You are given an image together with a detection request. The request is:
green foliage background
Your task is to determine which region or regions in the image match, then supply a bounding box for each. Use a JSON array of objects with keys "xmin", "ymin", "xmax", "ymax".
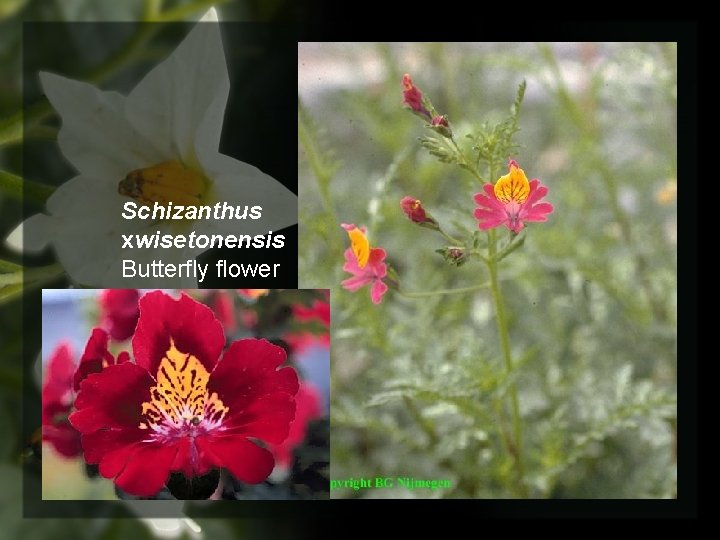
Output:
[{"xmin": 298, "ymin": 42, "xmax": 677, "ymax": 498}]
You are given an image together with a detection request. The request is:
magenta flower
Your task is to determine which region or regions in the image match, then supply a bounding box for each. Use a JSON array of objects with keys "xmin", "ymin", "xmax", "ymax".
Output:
[
  {"xmin": 402, "ymin": 74, "xmax": 431, "ymax": 121},
  {"xmin": 473, "ymin": 160, "xmax": 554, "ymax": 234},
  {"xmin": 340, "ymin": 224, "xmax": 388, "ymax": 304},
  {"xmin": 400, "ymin": 196, "xmax": 435, "ymax": 225}
]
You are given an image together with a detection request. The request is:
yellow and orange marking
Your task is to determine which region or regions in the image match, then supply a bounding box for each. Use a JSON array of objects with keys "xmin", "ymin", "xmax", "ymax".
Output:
[
  {"xmin": 346, "ymin": 227, "xmax": 370, "ymax": 268},
  {"xmin": 139, "ymin": 339, "xmax": 227, "ymax": 433},
  {"xmin": 494, "ymin": 161, "xmax": 530, "ymax": 204}
]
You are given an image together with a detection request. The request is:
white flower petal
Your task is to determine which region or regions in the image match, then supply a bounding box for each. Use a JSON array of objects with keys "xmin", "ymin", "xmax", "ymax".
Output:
[
  {"xmin": 46, "ymin": 175, "xmax": 125, "ymax": 217},
  {"xmin": 125, "ymin": 16, "xmax": 229, "ymax": 165},
  {"xmin": 199, "ymin": 152, "xmax": 297, "ymax": 235},
  {"xmin": 39, "ymin": 72, "xmax": 165, "ymax": 180},
  {"xmin": 200, "ymin": 7, "xmax": 219, "ymax": 22},
  {"xmin": 5, "ymin": 214, "xmax": 55, "ymax": 253}
]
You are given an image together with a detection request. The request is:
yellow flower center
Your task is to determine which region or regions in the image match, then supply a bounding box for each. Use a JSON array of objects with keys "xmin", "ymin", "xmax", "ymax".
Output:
[
  {"xmin": 347, "ymin": 227, "xmax": 370, "ymax": 268},
  {"xmin": 494, "ymin": 163, "xmax": 530, "ymax": 204},
  {"xmin": 139, "ymin": 339, "xmax": 228, "ymax": 435},
  {"xmin": 119, "ymin": 160, "xmax": 208, "ymax": 207}
]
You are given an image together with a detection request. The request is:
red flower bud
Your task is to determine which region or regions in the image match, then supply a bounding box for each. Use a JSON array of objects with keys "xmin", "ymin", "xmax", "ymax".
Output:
[
  {"xmin": 402, "ymin": 74, "xmax": 431, "ymax": 120},
  {"xmin": 400, "ymin": 196, "xmax": 435, "ymax": 225}
]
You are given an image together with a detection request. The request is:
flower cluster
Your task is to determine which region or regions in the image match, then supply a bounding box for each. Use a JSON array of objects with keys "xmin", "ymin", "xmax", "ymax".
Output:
[{"xmin": 337, "ymin": 74, "xmax": 554, "ymax": 304}]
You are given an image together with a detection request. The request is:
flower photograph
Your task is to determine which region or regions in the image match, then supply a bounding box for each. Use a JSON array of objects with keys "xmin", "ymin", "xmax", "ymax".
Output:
[
  {"xmin": 299, "ymin": 42, "xmax": 677, "ymax": 498},
  {"xmin": 41, "ymin": 288, "xmax": 329, "ymax": 500},
  {"xmin": 6, "ymin": 6, "xmax": 297, "ymax": 289}
]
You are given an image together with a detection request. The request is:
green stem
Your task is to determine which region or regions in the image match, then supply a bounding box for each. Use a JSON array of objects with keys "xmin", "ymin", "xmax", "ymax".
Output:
[
  {"xmin": 449, "ymin": 136, "xmax": 484, "ymax": 183},
  {"xmin": 0, "ymin": 170, "xmax": 55, "ymax": 206},
  {"xmin": 486, "ymin": 228, "xmax": 527, "ymax": 498},
  {"xmin": 398, "ymin": 282, "xmax": 490, "ymax": 298},
  {"xmin": 437, "ymin": 228, "xmax": 462, "ymax": 246},
  {"xmin": 298, "ymin": 110, "xmax": 339, "ymax": 227}
]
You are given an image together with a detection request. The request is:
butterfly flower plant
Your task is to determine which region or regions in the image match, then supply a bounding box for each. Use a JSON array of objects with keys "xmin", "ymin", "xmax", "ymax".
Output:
[{"xmin": 333, "ymin": 74, "xmax": 553, "ymax": 496}]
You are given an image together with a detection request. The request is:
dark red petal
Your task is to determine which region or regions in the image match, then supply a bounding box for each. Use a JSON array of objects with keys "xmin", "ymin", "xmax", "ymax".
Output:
[
  {"xmin": 170, "ymin": 436, "xmax": 217, "ymax": 479},
  {"xmin": 98, "ymin": 443, "xmax": 143, "ymax": 479},
  {"xmin": 81, "ymin": 427, "xmax": 145, "ymax": 465},
  {"xmin": 221, "ymin": 393, "xmax": 297, "ymax": 443},
  {"xmin": 74, "ymin": 328, "xmax": 115, "ymax": 391},
  {"xmin": 42, "ymin": 343, "xmax": 76, "ymax": 405},
  {"xmin": 293, "ymin": 300, "xmax": 330, "ymax": 327},
  {"xmin": 198, "ymin": 435, "xmax": 274, "ymax": 484},
  {"xmin": 208, "ymin": 339, "xmax": 298, "ymax": 443},
  {"xmin": 132, "ymin": 291, "xmax": 224, "ymax": 375},
  {"xmin": 269, "ymin": 382, "xmax": 323, "ymax": 468},
  {"xmin": 114, "ymin": 443, "xmax": 179, "ymax": 497},
  {"xmin": 101, "ymin": 289, "xmax": 140, "ymax": 341},
  {"xmin": 43, "ymin": 424, "xmax": 82, "ymax": 458},
  {"xmin": 70, "ymin": 362, "xmax": 152, "ymax": 433},
  {"xmin": 209, "ymin": 340, "xmax": 299, "ymax": 404}
]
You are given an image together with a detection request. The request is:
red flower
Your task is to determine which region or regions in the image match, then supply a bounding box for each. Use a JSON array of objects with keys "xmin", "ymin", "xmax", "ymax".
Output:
[
  {"xmin": 402, "ymin": 74, "xmax": 431, "ymax": 120},
  {"xmin": 400, "ymin": 196, "xmax": 437, "ymax": 226},
  {"xmin": 73, "ymin": 327, "xmax": 129, "ymax": 391},
  {"xmin": 211, "ymin": 290, "xmax": 237, "ymax": 334},
  {"xmin": 70, "ymin": 291, "xmax": 299, "ymax": 497},
  {"xmin": 284, "ymin": 300, "xmax": 331, "ymax": 355},
  {"xmin": 100, "ymin": 289, "xmax": 140, "ymax": 341},
  {"xmin": 42, "ymin": 344, "xmax": 82, "ymax": 458},
  {"xmin": 293, "ymin": 300, "xmax": 330, "ymax": 327},
  {"xmin": 268, "ymin": 381, "xmax": 323, "ymax": 469}
]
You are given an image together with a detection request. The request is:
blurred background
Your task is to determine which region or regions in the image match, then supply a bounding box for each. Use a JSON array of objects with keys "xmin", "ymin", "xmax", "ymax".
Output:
[{"xmin": 298, "ymin": 42, "xmax": 677, "ymax": 498}]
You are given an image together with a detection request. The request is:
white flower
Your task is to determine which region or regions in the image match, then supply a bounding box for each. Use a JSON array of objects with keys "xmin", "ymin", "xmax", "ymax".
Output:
[{"xmin": 8, "ymin": 8, "xmax": 296, "ymax": 287}]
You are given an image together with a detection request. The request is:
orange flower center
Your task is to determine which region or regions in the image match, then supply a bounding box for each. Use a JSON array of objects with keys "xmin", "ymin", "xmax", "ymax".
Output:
[
  {"xmin": 139, "ymin": 339, "xmax": 228, "ymax": 435},
  {"xmin": 119, "ymin": 160, "xmax": 207, "ymax": 207},
  {"xmin": 494, "ymin": 163, "xmax": 530, "ymax": 204}
]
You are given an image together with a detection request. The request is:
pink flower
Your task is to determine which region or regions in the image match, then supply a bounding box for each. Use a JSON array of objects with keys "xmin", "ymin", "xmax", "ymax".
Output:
[
  {"xmin": 340, "ymin": 224, "xmax": 388, "ymax": 304},
  {"xmin": 473, "ymin": 159, "xmax": 554, "ymax": 234},
  {"xmin": 402, "ymin": 74, "xmax": 431, "ymax": 120}
]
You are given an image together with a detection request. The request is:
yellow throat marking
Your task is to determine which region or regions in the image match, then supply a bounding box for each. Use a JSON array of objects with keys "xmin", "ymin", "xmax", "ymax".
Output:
[
  {"xmin": 347, "ymin": 228, "xmax": 370, "ymax": 268},
  {"xmin": 494, "ymin": 163, "xmax": 530, "ymax": 204},
  {"xmin": 139, "ymin": 339, "xmax": 228, "ymax": 432}
]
